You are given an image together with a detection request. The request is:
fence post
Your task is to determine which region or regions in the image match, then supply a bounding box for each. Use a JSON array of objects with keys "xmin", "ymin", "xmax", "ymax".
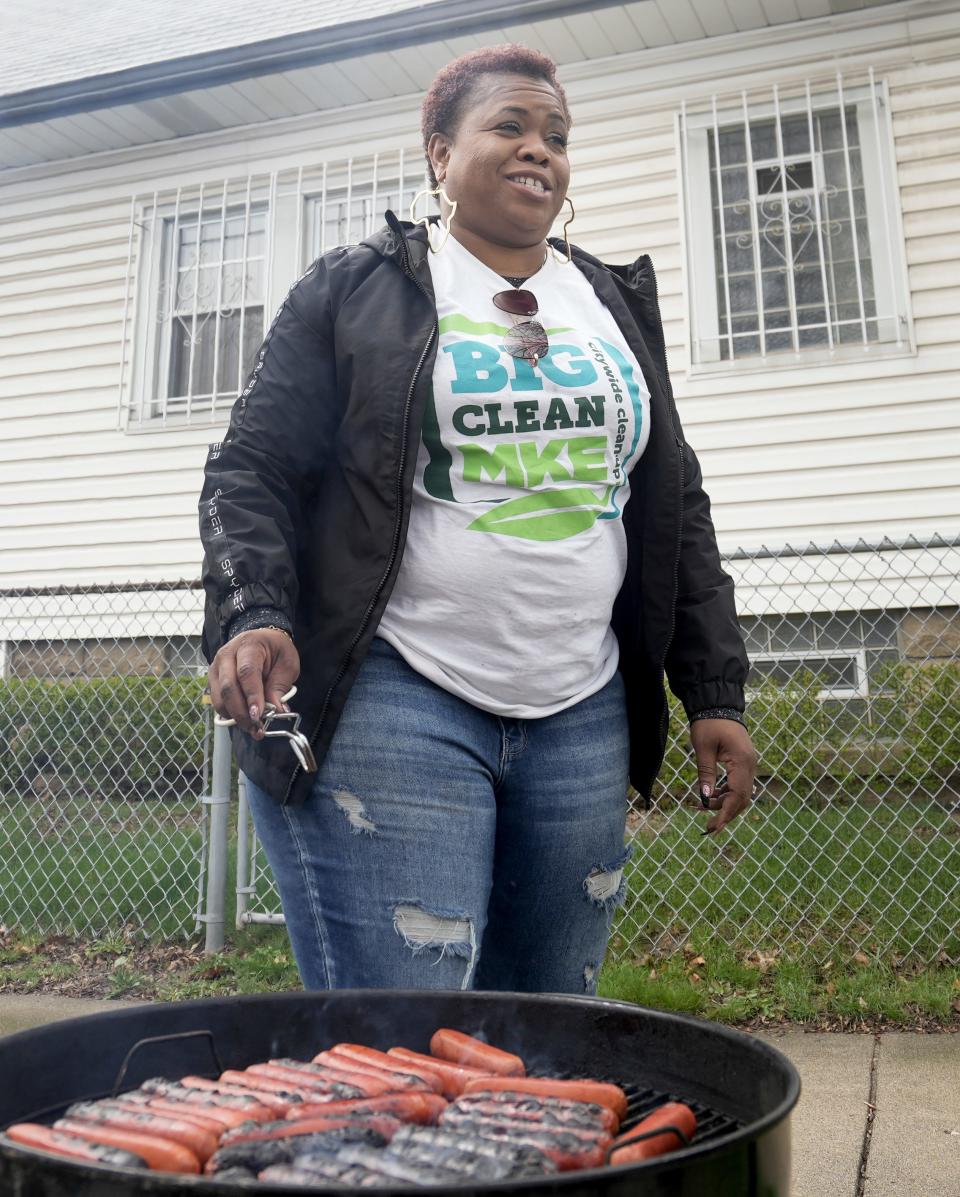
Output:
[
  {"xmin": 203, "ymin": 720, "xmax": 232, "ymax": 955},
  {"xmin": 235, "ymin": 772, "xmax": 250, "ymax": 930}
]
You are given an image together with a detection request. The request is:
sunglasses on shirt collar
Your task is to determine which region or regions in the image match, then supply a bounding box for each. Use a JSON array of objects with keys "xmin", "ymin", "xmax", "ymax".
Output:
[{"xmin": 493, "ymin": 289, "xmax": 549, "ymax": 368}]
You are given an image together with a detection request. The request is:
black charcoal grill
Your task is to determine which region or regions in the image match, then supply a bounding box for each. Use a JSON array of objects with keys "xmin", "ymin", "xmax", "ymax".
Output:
[{"xmin": 0, "ymin": 989, "xmax": 799, "ymax": 1195}]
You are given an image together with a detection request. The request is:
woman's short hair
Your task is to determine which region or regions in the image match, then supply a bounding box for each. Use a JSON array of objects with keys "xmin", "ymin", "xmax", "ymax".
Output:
[{"xmin": 421, "ymin": 44, "xmax": 571, "ymax": 187}]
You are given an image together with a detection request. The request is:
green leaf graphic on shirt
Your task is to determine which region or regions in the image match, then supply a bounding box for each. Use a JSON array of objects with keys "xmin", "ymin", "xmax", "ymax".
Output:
[
  {"xmin": 467, "ymin": 486, "xmax": 612, "ymax": 541},
  {"xmin": 438, "ymin": 315, "xmax": 574, "ymax": 337}
]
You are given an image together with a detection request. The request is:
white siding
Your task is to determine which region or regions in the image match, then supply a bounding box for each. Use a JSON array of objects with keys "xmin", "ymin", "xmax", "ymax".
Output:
[{"xmin": 0, "ymin": 8, "xmax": 958, "ymax": 595}]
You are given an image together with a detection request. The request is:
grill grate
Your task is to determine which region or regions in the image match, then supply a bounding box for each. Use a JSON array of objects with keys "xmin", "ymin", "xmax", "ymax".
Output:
[{"xmin": 620, "ymin": 1084, "xmax": 741, "ymax": 1147}]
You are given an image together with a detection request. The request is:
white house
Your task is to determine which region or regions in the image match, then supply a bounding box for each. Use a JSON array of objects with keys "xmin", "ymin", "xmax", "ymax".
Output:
[{"xmin": 1, "ymin": 0, "xmax": 958, "ymax": 694}]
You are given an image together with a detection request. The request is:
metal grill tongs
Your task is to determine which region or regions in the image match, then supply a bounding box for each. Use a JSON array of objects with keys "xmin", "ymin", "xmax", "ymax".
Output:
[{"xmin": 213, "ymin": 685, "xmax": 318, "ymax": 773}]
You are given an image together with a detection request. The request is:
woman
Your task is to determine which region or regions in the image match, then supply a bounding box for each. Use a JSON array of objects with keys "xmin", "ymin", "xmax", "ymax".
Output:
[{"xmin": 200, "ymin": 45, "xmax": 756, "ymax": 994}]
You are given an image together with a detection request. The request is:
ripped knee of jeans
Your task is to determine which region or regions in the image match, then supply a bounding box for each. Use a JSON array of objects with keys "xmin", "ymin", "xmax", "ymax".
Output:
[
  {"xmin": 392, "ymin": 902, "xmax": 479, "ymax": 990},
  {"xmin": 583, "ymin": 845, "xmax": 632, "ymax": 912},
  {"xmin": 393, "ymin": 903, "xmax": 473, "ymax": 959}
]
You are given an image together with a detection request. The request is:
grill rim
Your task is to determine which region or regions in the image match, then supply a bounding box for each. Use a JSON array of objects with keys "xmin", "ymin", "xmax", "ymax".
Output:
[{"xmin": 0, "ymin": 989, "xmax": 801, "ymax": 1194}]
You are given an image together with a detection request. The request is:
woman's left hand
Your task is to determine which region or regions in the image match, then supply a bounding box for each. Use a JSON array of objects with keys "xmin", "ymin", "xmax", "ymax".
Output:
[{"xmin": 689, "ymin": 719, "xmax": 758, "ymax": 834}]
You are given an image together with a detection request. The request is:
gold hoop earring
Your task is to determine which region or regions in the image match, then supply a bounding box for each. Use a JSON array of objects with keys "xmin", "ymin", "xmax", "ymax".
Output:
[
  {"xmin": 409, "ymin": 185, "xmax": 457, "ymax": 253},
  {"xmin": 551, "ymin": 196, "xmax": 575, "ymax": 264}
]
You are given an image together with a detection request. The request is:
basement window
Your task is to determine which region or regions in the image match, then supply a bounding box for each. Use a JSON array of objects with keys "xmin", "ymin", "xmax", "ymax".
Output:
[{"xmin": 748, "ymin": 650, "xmax": 868, "ymax": 701}]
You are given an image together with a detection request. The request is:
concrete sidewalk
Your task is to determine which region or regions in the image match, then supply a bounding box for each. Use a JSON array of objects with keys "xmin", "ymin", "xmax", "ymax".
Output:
[
  {"xmin": 1, "ymin": 997, "xmax": 957, "ymax": 1194},
  {"xmin": 755, "ymin": 1028, "xmax": 960, "ymax": 1196}
]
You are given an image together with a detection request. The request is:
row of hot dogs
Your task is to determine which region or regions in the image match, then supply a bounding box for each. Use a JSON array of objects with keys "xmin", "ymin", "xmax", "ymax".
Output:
[{"xmin": 2, "ymin": 1027, "xmax": 698, "ymax": 1185}]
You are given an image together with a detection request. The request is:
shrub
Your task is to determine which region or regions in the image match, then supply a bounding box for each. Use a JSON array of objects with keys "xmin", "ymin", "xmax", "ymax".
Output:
[
  {"xmin": 656, "ymin": 661, "xmax": 960, "ymax": 802},
  {"xmin": 0, "ymin": 676, "xmax": 207, "ymax": 803}
]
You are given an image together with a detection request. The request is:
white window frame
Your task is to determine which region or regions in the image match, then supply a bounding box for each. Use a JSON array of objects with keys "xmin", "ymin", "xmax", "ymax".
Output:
[
  {"xmin": 678, "ymin": 72, "xmax": 914, "ymax": 377},
  {"xmin": 119, "ymin": 148, "xmax": 426, "ymax": 432},
  {"xmin": 748, "ymin": 648, "xmax": 868, "ymax": 701},
  {"xmin": 123, "ymin": 177, "xmax": 273, "ymax": 431}
]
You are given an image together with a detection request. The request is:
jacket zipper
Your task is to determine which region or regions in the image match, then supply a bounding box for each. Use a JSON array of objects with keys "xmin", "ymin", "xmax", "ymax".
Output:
[
  {"xmin": 641, "ymin": 259, "xmax": 685, "ymax": 800},
  {"xmin": 281, "ymin": 233, "xmax": 437, "ymax": 803}
]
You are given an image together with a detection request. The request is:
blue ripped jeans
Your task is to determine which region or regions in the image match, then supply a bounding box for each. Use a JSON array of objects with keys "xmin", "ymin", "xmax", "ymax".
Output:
[{"xmin": 244, "ymin": 638, "xmax": 630, "ymax": 994}]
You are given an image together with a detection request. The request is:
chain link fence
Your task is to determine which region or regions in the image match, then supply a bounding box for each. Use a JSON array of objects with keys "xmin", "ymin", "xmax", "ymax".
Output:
[
  {"xmin": 618, "ymin": 534, "xmax": 960, "ymax": 965},
  {"xmin": 2, "ymin": 535, "xmax": 959, "ymax": 962},
  {"xmin": 0, "ymin": 583, "xmax": 210, "ymax": 938}
]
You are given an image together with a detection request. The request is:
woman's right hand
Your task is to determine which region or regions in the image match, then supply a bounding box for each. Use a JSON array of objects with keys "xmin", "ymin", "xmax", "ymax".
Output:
[{"xmin": 209, "ymin": 629, "xmax": 301, "ymax": 738}]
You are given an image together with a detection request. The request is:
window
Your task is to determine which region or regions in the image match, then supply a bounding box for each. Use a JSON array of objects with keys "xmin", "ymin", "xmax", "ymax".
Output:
[
  {"xmin": 122, "ymin": 179, "xmax": 271, "ymax": 426},
  {"xmin": 121, "ymin": 150, "xmax": 425, "ymax": 429},
  {"xmin": 748, "ymin": 650, "xmax": 868, "ymax": 700},
  {"xmin": 305, "ymin": 158, "xmax": 426, "ymax": 259},
  {"xmin": 680, "ymin": 73, "xmax": 911, "ymax": 371},
  {"xmin": 159, "ymin": 206, "xmax": 267, "ymax": 419},
  {"xmin": 741, "ymin": 609, "xmax": 900, "ymax": 701}
]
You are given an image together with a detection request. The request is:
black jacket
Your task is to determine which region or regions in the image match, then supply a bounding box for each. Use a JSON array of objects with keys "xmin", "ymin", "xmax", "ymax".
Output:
[{"xmin": 199, "ymin": 216, "xmax": 747, "ymax": 805}]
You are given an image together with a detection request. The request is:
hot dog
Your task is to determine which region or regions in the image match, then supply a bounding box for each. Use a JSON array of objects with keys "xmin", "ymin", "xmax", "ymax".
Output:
[
  {"xmin": 264, "ymin": 1057, "xmax": 334, "ymax": 1079},
  {"xmin": 206, "ymin": 1125, "xmax": 388, "ymax": 1175},
  {"xmin": 312, "ymin": 1050, "xmax": 435, "ymax": 1092},
  {"xmin": 286, "ymin": 1092, "xmax": 448, "ymax": 1125},
  {"xmin": 323, "ymin": 1045, "xmax": 445, "ymax": 1094},
  {"xmin": 452, "ymin": 1120, "xmax": 611, "ymax": 1171},
  {"xmin": 111, "ymin": 1097, "xmax": 233, "ymax": 1135},
  {"xmin": 430, "ymin": 1029, "xmax": 526, "ymax": 1077},
  {"xmin": 175, "ymin": 1076, "xmax": 292, "ymax": 1116},
  {"xmin": 137, "ymin": 1079, "xmax": 274, "ymax": 1120},
  {"xmin": 446, "ymin": 1092, "xmax": 619, "ymax": 1133},
  {"xmin": 53, "ymin": 1117, "xmax": 201, "ymax": 1173},
  {"xmin": 3, "ymin": 1123, "xmax": 147, "ymax": 1169},
  {"xmin": 253, "ymin": 1168, "xmax": 354, "ymax": 1187},
  {"xmin": 120, "ymin": 1092, "xmax": 255, "ymax": 1131},
  {"xmin": 64, "ymin": 1101, "xmax": 218, "ymax": 1162},
  {"xmin": 387, "ymin": 1047, "xmax": 494, "ymax": 1098},
  {"xmin": 247, "ymin": 1061, "xmax": 368, "ymax": 1096},
  {"xmin": 219, "ymin": 1112, "xmax": 402, "ymax": 1146},
  {"xmin": 295, "ymin": 1057, "xmax": 399, "ymax": 1096},
  {"xmin": 383, "ymin": 1124, "xmax": 557, "ymax": 1181},
  {"xmin": 608, "ymin": 1101, "xmax": 697, "ymax": 1165},
  {"xmin": 463, "ymin": 1076, "xmax": 628, "ymax": 1121},
  {"xmin": 212, "ymin": 1070, "xmax": 322, "ymax": 1106}
]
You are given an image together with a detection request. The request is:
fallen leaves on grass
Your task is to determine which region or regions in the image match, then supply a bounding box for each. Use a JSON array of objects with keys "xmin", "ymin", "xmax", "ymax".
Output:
[
  {"xmin": 0, "ymin": 929, "xmax": 205, "ymax": 999},
  {"xmin": 194, "ymin": 964, "xmax": 230, "ymax": 981},
  {"xmin": 745, "ymin": 950, "xmax": 779, "ymax": 973}
]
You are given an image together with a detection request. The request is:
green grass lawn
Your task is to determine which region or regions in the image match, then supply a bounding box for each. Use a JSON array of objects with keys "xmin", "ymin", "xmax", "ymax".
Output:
[
  {"xmin": 0, "ymin": 794, "xmax": 205, "ymax": 938},
  {"xmin": 616, "ymin": 795, "xmax": 960, "ymax": 963},
  {"xmin": 2, "ymin": 790, "xmax": 958, "ymax": 1027},
  {"xmin": 2, "ymin": 920, "xmax": 956, "ymax": 1028},
  {"xmin": 107, "ymin": 927, "xmax": 960, "ymax": 1028},
  {"xmin": 600, "ymin": 942, "xmax": 960, "ymax": 1027}
]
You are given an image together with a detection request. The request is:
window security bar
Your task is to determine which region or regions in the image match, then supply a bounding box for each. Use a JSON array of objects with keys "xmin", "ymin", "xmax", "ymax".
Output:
[
  {"xmin": 679, "ymin": 69, "xmax": 910, "ymax": 368},
  {"xmin": 118, "ymin": 174, "xmax": 272, "ymax": 429},
  {"xmin": 118, "ymin": 148, "xmax": 426, "ymax": 429}
]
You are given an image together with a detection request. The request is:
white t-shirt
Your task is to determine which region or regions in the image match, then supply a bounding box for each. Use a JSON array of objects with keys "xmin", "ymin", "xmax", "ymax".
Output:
[{"xmin": 377, "ymin": 235, "xmax": 651, "ymax": 717}]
